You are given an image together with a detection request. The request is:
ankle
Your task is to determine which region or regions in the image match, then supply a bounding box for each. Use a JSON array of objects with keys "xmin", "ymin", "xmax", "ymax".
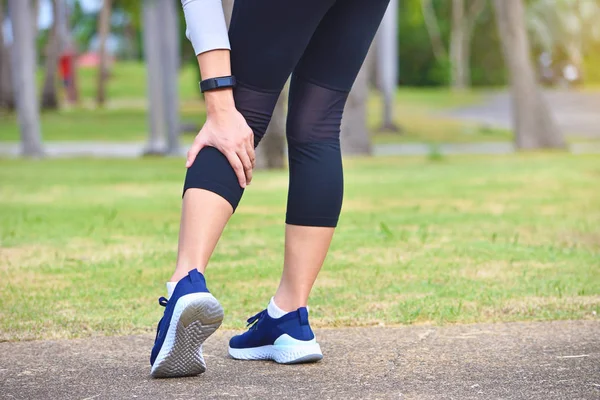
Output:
[
  {"xmin": 170, "ymin": 266, "xmax": 205, "ymax": 283},
  {"xmin": 272, "ymin": 294, "xmax": 307, "ymax": 314}
]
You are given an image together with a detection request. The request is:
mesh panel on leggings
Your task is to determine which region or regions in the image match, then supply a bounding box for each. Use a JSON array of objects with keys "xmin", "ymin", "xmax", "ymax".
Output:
[
  {"xmin": 233, "ymin": 82, "xmax": 281, "ymax": 147},
  {"xmin": 286, "ymin": 75, "xmax": 349, "ymax": 144}
]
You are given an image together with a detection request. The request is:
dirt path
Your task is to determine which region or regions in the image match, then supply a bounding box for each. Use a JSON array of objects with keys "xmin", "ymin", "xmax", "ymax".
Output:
[{"xmin": 1, "ymin": 320, "xmax": 598, "ymax": 399}]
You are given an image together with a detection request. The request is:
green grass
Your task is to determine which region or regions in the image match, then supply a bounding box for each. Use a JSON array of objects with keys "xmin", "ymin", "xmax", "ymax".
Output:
[
  {"xmin": 1, "ymin": 154, "xmax": 598, "ymax": 341},
  {"xmin": 0, "ymin": 108, "xmax": 204, "ymax": 142},
  {"xmin": 37, "ymin": 61, "xmax": 201, "ymax": 103}
]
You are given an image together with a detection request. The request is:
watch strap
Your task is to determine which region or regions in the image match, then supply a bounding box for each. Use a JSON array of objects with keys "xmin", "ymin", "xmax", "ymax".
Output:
[{"xmin": 200, "ymin": 76, "xmax": 237, "ymax": 93}]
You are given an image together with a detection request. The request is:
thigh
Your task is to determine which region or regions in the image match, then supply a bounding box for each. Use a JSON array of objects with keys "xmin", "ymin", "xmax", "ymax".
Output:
[
  {"xmin": 228, "ymin": 0, "xmax": 335, "ymax": 92},
  {"xmin": 228, "ymin": 0, "xmax": 335, "ymax": 146},
  {"xmin": 293, "ymin": 0, "xmax": 390, "ymax": 92}
]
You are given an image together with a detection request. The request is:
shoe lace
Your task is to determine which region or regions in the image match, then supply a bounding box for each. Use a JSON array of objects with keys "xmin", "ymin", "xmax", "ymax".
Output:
[
  {"xmin": 158, "ymin": 297, "xmax": 168, "ymax": 307},
  {"xmin": 153, "ymin": 297, "xmax": 169, "ymax": 342},
  {"xmin": 246, "ymin": 310, "xmax": 266, "ymax": 330}
]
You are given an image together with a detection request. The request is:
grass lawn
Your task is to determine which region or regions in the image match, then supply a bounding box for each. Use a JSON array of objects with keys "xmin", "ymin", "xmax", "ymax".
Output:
[
  {"xmin": 0, "ymin": 61, "xmax": 510, "ymax": 143},
  {"xmin": 0, "ymin": 108, "xmax": 204, "ymax": 142},
  {"xmin": 0, "ymin": 153, "xmax": 598, "ymax": 341}
]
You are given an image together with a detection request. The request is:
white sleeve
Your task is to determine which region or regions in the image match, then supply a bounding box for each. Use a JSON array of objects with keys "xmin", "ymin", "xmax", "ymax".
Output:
[{"xmin": 181, "ymin": 0, "xmax": 231, "ymax": 56}]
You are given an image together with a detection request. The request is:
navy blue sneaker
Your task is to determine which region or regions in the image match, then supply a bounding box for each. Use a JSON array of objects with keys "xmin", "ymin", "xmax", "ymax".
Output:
[
  {"xmin": 228, "ymin": 307, "xmax": 322, "ymax": 364},
  {"xmin": 150, "ymin": 269, "xmax": 223, "ymax": 378}
]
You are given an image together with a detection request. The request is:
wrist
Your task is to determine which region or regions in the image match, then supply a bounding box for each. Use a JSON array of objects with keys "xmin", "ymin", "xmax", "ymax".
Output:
[{"xmin": 204, "ymin": 88, "xmax": 236, "ymax": 115}]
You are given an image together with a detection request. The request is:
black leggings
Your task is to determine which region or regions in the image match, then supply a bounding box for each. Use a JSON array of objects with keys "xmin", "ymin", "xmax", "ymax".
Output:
[{"xmin": 184, "ymin": 0, "xmax": 390, "ymax": 227}]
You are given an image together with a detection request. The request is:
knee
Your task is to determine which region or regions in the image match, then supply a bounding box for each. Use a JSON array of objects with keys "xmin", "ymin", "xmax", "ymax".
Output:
[
  {"xmin": 286, "ymin": 76, "xmax": 348, "ymax": 145},
  {"xmin": 233, "ymin": 82, "xmax": 281, "ymax": 147}
]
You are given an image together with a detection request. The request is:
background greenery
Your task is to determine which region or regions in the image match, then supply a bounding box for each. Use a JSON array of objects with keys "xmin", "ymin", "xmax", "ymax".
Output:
[
  {"xmin": 1, "ymin": 153, "xmax": 598, "ymax": 341},
  {"xmin": 32, "ymin": 0, "xmax": 600, "ymax": 89},
  {"xmin": 0, "ymin": 62, "xmax": 511, "ymax": 144}
]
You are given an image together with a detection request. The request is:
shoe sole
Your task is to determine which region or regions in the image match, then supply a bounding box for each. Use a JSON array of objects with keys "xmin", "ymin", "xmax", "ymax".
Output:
[
  {"xmin": 228, "ymin": 338, "xmax": 323, "ymax": 364},
  {"xmin": 151, "ymin": 293, "xmax": 224, "ymax": 378}
]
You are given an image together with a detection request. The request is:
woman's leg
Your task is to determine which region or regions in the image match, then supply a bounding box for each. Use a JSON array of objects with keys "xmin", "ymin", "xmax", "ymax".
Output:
[
  {"xmin": 273, "ymin": 0, "xmax": 391, "ymax": 312},
  {"xmin": 172, "ymin": 0, "xmax": 335, "ymax": 283}
]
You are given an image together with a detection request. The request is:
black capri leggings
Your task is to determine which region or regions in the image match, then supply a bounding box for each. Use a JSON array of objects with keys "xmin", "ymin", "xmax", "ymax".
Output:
[{"xmin": 184, "ymin": 0, "xmax": 390, "ymax": 227}]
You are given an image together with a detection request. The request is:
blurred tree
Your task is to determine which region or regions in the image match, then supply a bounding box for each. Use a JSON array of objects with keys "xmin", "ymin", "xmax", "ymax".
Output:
[
  {"xmin": 376, "ymin": 0, "xmax": 399, "ymax": 132},
  {"xmin": 159, "ymin": 0, "xmax": 181, "ymax": 155},
  {"xmin": 142, "ymin": 0, "xmax": 165, "ymax": 154},
  {"xmin": 142, "ymin": 0, "xmax": 180, "ymax": 155},
  {"xmin": 401, "ymin": 0, "xmax": 506, "ymax": 87},
  {"xmin": 449, "ymin": 0, "xmax": 486, "ymax": 90},
  {"xmin": 41, "ymin": 0, "xmax": 59, "ymax": 110},
  {"xmin": 8, "ymin": 0, "xmax": 43, "ymax": 156},
  {"xmin": 493, "ymin": 0, "xmax": 564, "ymax": 149},
  {"xmin": 527, "ymin": 0, "xmax": 600, "ymax": 81},
  {"xmin": 422, "ymin": 0, "xmax": 486, "ymax": 90},
  {"xmin": 96, "ymin": 0, "xmax": 113, "ymax": 107},
  {"xmin": 70, "ymin": 1, "xmax": 96, "ymax": 51},
  {"xmin": 0, "ymin": 0, "xmax": 15, "ymax": 110},
  {"xmin": 31, "ymin": 0, "xmax": 39, "ymax": 37},
  {"xmin": 341, "ymin": 48, "xmax": 374, "ymax": 155},
  {"xmin": 113, "ymin": 0, "xmax": 142, "ymax": 59},
  {"xmin": 399, "ymin": 0, "xmax": 443, "ymax": 86}
]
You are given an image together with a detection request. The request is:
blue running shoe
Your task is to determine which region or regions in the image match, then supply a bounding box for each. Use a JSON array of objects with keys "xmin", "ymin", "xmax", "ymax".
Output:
[
  {"xmin": 228, "ymin": 307, "xmax": 323, "ymax": 364},
  {"xmin": 150, "ymin": 269, "xmax": 223, "ymax": 378}
]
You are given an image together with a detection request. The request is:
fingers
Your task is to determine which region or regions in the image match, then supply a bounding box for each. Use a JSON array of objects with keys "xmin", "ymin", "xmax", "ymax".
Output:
[
  {"xmin": 237, "ymin": 148, "xmax": 253, "ymax": 185},
  {"xmin": 186, "ymin": 137, "xmax": 206, "ymax": 168},
  {"xmin": 224, "ymin": 151, "xmax": 247, "ymax": 188},
  {"xmin": 246, "ymin": 133, "xmax": 256, "ymax": 169}
]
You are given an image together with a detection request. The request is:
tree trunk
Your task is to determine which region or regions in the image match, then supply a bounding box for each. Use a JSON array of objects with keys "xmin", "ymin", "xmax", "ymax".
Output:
[
  {"xmin": 376, "ymin": 0, "xmax": 399, "ymax": 132},
  {"xmin": 421, "ymin": 0, "xmax": 448, "ymax": 61},
  {"xmin": 255, "ymin": 87, "xmax": 287, "ymax": 169},
  {"xmin": 450, "ymin": 0, "xmax": 467, "ymax": 90},
  {"xmin": 0, "ymin": 0, "xmax": 15, "ymax": 110},
  {"xmin": 41, "ymin": 0, "xmax": 59, "ymax": 110},
  {"xmin": 340, "ymin": 48, "xmax": 373, "ymax": 155},
  {"xmin": 8, "ymin": 0, "xmax": 44, "ymax": 156},
  {"xmin": 158, "ymin": 0, "xmax": 181, "ymax": 155},
  {"xmin": 96, "ymin": 0, "xmax": 112, "ymax": 107},
  {"xmin": 142, "ymin": 0, "xmax": 165, "ymax": 154},
  {"xmin": 493, "ymin": 0, "xmax": 564, "ymax": 149},
  {"xmin": 31, "ymin": 0, "xmax": 39, "ymax": 38}
]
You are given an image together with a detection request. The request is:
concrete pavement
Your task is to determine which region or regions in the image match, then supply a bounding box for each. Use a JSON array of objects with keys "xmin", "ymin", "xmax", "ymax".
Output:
[
  {"xmin": 446, "ymin": 90, "xmax": 600, "ymax": 139},
  {"xmin": 1, "ymin": 320, "xmax": 598, "ymax": 399},
  {"xmin": 1, "ymin": 141, "xmax": 599, "ymax": 159}
]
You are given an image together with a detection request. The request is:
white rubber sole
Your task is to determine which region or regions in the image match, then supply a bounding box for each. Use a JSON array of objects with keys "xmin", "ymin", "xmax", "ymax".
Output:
[
  {"xmin": 151, "ymin": 293, "xmax": 224, "ymax": 378},
  {"xmin": 228, "ymin": 334, "xmax": 323, "ymax": 364}
]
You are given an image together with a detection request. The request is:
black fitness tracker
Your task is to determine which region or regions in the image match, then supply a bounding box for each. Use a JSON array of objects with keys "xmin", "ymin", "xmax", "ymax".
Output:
[{"xmin": 199, "ymin": 76, "xmax": 237, "ymax": 93}]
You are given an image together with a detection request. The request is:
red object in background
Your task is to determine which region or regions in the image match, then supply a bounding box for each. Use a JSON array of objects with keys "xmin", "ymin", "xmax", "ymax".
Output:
[
  {"xmin": 58, "ymin": 48, "xmax": 79, "ymax": 103},
  {"xmin": 59, "ymin": 51, "xmax": 73, "ymax": 84}
]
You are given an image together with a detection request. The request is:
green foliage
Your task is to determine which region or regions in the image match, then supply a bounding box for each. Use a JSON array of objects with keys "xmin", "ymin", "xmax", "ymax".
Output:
[
  {"xmin": 469, "ymin": 6, "xmax": 507, "ymax": 86},
  {"xmin": 398, "ymin": 0, "xmax": 442, "ymax": 86},
  {"xmin": 398, "ymin": 0, "xmax": 506, "ymax": 87},
  {"xmin": 70, "ymin": 0, "xmax": 97, "ymax": 52},
  {"xmin": 583, "ymin": 43, "xmax": 600, "ymax": 84}
]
